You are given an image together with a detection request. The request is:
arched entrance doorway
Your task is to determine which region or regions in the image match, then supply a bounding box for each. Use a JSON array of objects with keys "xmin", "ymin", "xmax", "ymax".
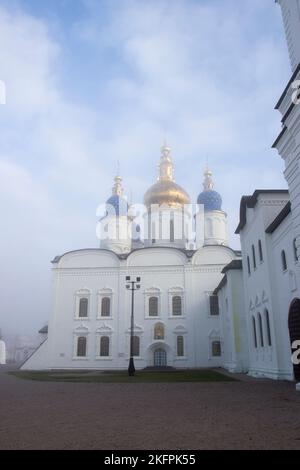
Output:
[
  {"xmin": 154, "ymin": 348, "xmax": 167, "ymax": 367},
  {"xmin": 288, "ymin": 299, "xmax": 300, "ymax": 381}
]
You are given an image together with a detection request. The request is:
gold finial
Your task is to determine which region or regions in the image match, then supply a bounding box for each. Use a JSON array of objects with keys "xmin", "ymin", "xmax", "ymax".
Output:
[{"xmin": 159, "ymin": 142, "xmax": 174, "ymax": 182}]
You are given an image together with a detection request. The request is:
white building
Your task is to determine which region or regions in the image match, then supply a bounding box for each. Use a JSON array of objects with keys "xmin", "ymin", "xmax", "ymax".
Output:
[
  {"xmin": 21, "ymin": 1, "xmax": 300, "ymax": 382},
  {"xmin": 22, "ymin": 145, "xmax": 240, "ymax": 371}
]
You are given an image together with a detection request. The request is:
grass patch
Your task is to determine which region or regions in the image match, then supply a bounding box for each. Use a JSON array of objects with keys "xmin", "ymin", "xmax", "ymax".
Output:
[{"xmin": 9, "ymin": 369, "xmax": 237, "ymax": 383}]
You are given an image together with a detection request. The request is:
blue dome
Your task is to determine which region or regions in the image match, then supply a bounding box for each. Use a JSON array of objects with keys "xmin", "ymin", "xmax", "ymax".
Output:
[
  {"xmin": 106, "ymin": 194, "xmax": 128, "ymax": 216},
  {"xmin": 197, "ymin": 190, "xmax": 222, "ymax": 211}
]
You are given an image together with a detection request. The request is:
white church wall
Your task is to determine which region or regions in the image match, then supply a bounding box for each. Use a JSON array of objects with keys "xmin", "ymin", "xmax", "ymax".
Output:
[
  {"xmin": 218, "ymin": 270, "xmax": 249, "ymax": 374},
  {"xmin": 239, "ymin": 194, "xmax": 295, "ymax": 379},
  {"xmin": 268, "ymin": 213, "xmax": 298, "ymax": 380}
]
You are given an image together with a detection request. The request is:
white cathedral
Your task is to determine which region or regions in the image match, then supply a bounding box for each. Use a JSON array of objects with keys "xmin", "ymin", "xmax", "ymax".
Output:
[{"xmin": 21, "ymin": 0, "xmax": 300, "ymax": 386}]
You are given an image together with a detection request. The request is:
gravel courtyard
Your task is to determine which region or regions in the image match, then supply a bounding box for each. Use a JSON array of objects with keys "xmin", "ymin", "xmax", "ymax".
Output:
[{"xmin": 1, "ymin": 366, "xmax": 300, "ymax": 450}]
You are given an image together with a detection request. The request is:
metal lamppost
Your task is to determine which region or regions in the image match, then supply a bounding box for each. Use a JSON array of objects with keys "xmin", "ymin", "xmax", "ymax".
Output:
[{"xmin": 126, "ymin": 276, "xmax": 141, "ymax": 376}]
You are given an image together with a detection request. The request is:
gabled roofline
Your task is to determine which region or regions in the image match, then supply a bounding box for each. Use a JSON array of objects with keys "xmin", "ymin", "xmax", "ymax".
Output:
[
  {"xmin": 52, "ymin": 244, "xmax": 240, "ymax": 265},
  {"xmin": 235, "ymin": 189, "xmax": 289, "ymax": 234},
  {"xmin": 265, "ymin": 201, "xmax": 291, "ymax": 234}
]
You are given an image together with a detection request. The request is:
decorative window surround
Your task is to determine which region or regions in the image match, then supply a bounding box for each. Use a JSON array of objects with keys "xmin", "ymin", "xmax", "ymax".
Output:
[
  {"xmin": 168, "ymin": 287, "xmax": 185, "ymax": 318},
  {"xmin": 74, "ymin": 288, "xmax": 91, "ymax": 320},
  {"xmin": 97, "ymin": 288, "xmax": 113, "ymax": 319},
  {"xmin": 144, "ymin": 287, "xmax": 161, "ymax": 318}
]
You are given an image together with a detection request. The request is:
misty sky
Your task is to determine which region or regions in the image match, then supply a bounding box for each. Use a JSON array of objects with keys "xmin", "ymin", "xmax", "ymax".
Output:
[{"xmin": 0, "ymin": 0, "xmax": 291, "ymax": 336}]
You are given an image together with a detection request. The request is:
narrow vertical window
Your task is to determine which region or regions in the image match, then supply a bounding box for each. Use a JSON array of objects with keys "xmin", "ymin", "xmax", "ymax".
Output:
[
  {"xmin": 177, "ymin": 336, "xmax": 184, "ymax": 357},
  {"xmin": 79, "ymin": 298, "xmax": 88, "ymax": 318},
  {"xmin": 252, "ymin": 317, "xmax": 257, "ymax": 349},
  {"xmin": 170, "ymin": 219, "xmax": 175, "ymax": 243},
  {"xmin": 293, "ymin": 239, "xmax": 298, "ymax": 262},
  {"xmin": 101, "ymin": 297, "xmax": 111, "ymax": 317},
  {"xmin": 209, "ymin": 295, "xmax": 219, "ymax": 316},
  {"xmin": 152, "ymin": 221, "xmax": 156, "ymax": 244},
  {"xmin": 132, "ymin": 336, "xmax": 140, "ymax": 357},
  {"xmin": 149, "ymin": 297, "xmax": 158, "ymax": 317},
  {"xmin": 172, "ymin": 296, "xmax": 182, "ymax": 316},
  {"xmin": 100, "ymin": 336, "xmax": 109, "ymax": 357},
  {"xmin": 212, "ymin": 341, "xmax": 221, "ymax": 357},
  {"xmin": 252, "ymin": 245, "xmax": 256, "ymax": 269},
  {"xmin": 258, "ymin": 240, "xmax": 263, "ymax": 262},
  {"xmin": 258, "ymin": 313, "xmax": 264, "ymax": 347},
  {"xmin": 247, "ymin": 256, "xmax": 251, "ymax": 275},
  {"xmin": 77, "ymin": 336, "xmax": 87, "ymax": 357},
  {"xmin": 265, "ymin": 310, "xmax": 272, "ymax": 347},
  {"xmin": 281, "ymin": 250, "xmax": 287, "ymax": 271}
]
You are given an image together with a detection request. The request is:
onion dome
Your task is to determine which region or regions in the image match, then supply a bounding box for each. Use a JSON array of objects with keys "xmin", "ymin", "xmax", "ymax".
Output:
[
  {"xmin": 197, "ymin": 169, "xmax": 222, "ymax": 211},
  {"xmin": 144, "ymin": 144, "xmax": 190, "ymax": 208},
  {"xmin": 106, "ymin": 175, "xmax": 128, "ymax": 216}
]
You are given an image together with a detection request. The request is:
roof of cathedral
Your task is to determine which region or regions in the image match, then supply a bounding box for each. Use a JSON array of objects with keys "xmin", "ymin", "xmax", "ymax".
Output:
[
  {"xmin": 197, "ymin": 169, "xmax": 222, "ymax": 211},
  {"xmin": 235, "ymin": 189, "xmax": 289, "ymax": 234},
  {"xmin": 51, "ymin": 245, "xmax": 239, "ymax": 264}
]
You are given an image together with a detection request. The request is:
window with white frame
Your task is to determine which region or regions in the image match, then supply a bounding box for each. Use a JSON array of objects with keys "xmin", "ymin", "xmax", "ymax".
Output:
[
  {"xmin": 154, "ymin": 322, "xmax": 164, "ymax": 340},
  {"xmin": 177, "ymin": 335, "xmax": 184, "ymax": 357},
  {"xmin": 132, "ymin": 336, "xmax": 140, "ymax": 357},
  {"xmin": 101, "ymin": 297, "xmax": 111, "ymax": 317},
  {"xmin": 145, "ymin": 288, "xmax": 161, "ymax": 317},
  {"xmin": 149, "ymin": 297, "xmax": 158, "ymax": 317},
  {"xmin": 76, "ymin": 336, "xmax": 87, "ymax": 357},
  {"xmin": 98, "ymin": 289, "xmax": 113, "ymax": 318},
  {"xmin": 172, "ymin": 296, "xmax": 182, "ymax": 316},
  {"xmin": 211, "ymin": 340, "xmax": 221, "ymax": 357},
  {"xmin": 100, "ymin": 336, "xmax": 110, "ymax": 357},
  {"xmin": 75, "ymin": 289, "xmax": 91, "ymax": 319}
]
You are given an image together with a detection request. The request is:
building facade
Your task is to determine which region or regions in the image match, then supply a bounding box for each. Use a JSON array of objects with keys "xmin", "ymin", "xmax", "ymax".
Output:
[{"xmin": 22, "ymin": 146, "xmax": 240, "ymax": 371}]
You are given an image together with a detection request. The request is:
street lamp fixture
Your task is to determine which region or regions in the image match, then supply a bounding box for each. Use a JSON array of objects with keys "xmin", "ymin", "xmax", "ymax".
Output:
[{"xmin": 126, "ymin": 275, "xmax": 141, "ymax": 376}]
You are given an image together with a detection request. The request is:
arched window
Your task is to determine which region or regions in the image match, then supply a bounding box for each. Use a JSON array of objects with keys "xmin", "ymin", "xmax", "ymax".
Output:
[
  {"xmin": 212, "ymin": 341, "xmax": 221, "ymax": 357},
  {"xmin": 77, "ymin": 336, "xmax": 87, "ymax": 357},
  {"xmin": 100, "ymin": 336, "xmax": 109, "ymax": 356},
  {"xmin": 293, "ymin": 239, "xmax": 298, "ymax": 262},
  {"xmin": 149, "ymin": 297, "xmax": 158, "ymax": 317},
  {"xmin": 154, "ymin": 323, "xmax": 164, "ymax": 340},
  {"xmin": 264, "ymin": 310, "xmax": 272, "ymax": 347},
  {"xmin": 252, "ymin": 245, "xmax": 256, "ymax": 270},
  {"xmin": 258, "ymin": 240, "xmax": 263, "ymax": 262},
  {"xmin": 258, "ymin": 313, "xmax": 264, "ymax": 347},
  {"xmin": 101, "ymin": 297, "xmax": 111, "ymax": 317},
  {"xmin": 132, "ymin": 336, "xmax": 140, "ymax": 357},
  {"xmin": 79, "ymin": 298, "xmax": 88, "ymax": 318},
  {"xmin": 252, "ymin": 316, "xmax": 257, "ymax": 348},
  {"xmin": 172, "ymin": 296, "xmax": 182, "ymax": 316},
  {"xmin": 281, "ymin": 250, "xmax": 287, "ymax": 271},
  {"xmin": 247, "ymin": 256, "xmax": 251, "ymax": 275},
  {"xmin": 177, "ymin": 336, "xmax": 184, "ymax": 357},
  {"xmin": 170, "ymin": 219, "xmax": 175, "ymax": 242}
]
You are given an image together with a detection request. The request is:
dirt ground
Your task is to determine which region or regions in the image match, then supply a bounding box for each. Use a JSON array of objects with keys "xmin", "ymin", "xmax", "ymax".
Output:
[{"xmin": 1, "ymin": 365, "xmax": 300, "ymax": 450}]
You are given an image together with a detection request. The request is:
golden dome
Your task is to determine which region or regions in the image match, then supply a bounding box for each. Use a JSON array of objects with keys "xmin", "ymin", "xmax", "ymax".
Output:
[
  {"xmin": 144, "ymin": 180, "xmax": 190, "ymax": 208},
  {"xmin": 144, "ymin": 144, "xmax": 190, "ymax": 208}
]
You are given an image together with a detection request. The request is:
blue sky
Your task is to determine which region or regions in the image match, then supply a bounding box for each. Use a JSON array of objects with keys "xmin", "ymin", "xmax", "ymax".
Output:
[{"xmin": 0, "ymin": 0, "xmax": 291, "ymax": 335}]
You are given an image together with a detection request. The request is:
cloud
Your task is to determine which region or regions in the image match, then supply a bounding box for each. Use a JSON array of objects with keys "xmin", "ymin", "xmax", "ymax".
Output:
[{"xmin": 0, "ymin": 0, "xmax": 290, "ymax": 335}]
